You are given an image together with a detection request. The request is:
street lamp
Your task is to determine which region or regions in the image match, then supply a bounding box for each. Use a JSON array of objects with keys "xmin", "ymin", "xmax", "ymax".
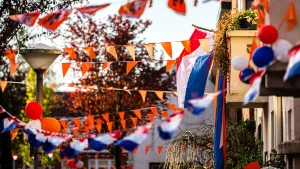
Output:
[
  {"xmin": 20, "ymin": 43, "xmax": 61, "ymax": 169},
  {"xmin": 12, "ymin": 153, "xmax": 17, "ymax": 169},
  {"xmin": 48, "ymin": 151, "xmax": 53, "ymax": 158}
]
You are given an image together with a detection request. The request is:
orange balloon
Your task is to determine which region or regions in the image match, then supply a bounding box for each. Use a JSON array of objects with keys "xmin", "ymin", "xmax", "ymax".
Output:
[{"xmin": 40, "ymin": 117, "xmax": 61, "ymax": 133}]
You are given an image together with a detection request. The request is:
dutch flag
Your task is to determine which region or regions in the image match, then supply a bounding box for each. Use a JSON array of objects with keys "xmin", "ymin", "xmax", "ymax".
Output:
[
  {"xmin": 284, "ymin": 43, "xmax": 300, "ymax": 81},
  {"xmin": 115, "ymin": 123, "xmax": 152, "ymax": 151},
  {"xmin": 0, "ymin": 118, "xmax": 19, "ymax": 133},
  {"xmin": 64, "ymin": 138, "xmax": 88, "ymax": 158},
  {"xmin": 43, "ymin": 135, "xmax": 70, "ymax": 153},
  {"xmin": 176, "ymin": 29, "xmax": 214, "ymax": 108},
  {"xmin": 158, "ymin": 110, "xmax": 184, "ymax": 140},
  {"xmin": 243, "ymin": 71, "xmax": 265, "ymax": 106},
  {"xmin": 89, "ymin": 131, "xmax": 122, "ymax": 151}
]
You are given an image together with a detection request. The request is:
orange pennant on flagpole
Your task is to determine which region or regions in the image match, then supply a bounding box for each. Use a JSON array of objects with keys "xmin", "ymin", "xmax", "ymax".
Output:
[
  {"xmin": 150, "ymin": 107, "xmax": 157, "ymax": 116},
  {"xmin": 118, "ymin": 112, "xmax": 125, "ymax": 120},
  {"xmin": 161, "ymin": 42, "xmax": 172, "ymax": 59},
  {"xmin": 155, "ymin": 91, "xmax": 164, "ymax": 100},
  {"xmin": 138, "ymin": 90, "xmax": 147, "ymax": 102},
  {"xmin": 144, "ymin": 44, "xmax": 154, "ymax": 60},
  {"xmin": 120, "ymin": 120, "xmax": 126, "ymax": 129},
  {"xmin": 133, "ymin": 110, "xmax": 142, "ymax": 119},
  {"xmin": 157, "ymin": 146, "xmax": 163, "ymax": 154},
  {"xmin": 145, "ymin": 146, "xmax": 150, "ymax": 154},
  {"xmin": 166, "ymin": 60, "xmax": 176, "ymax": 72},
  {"xmin": 82, "ymin": 62, "xmax": 93, "ymax": 77},
  {"xmin": 168, "ymin": 104, "xmax": 176, "ymax": 111},
  {"xmin": 161, "ymin": 111, "xmax": 168, "ymax": 119},
  {"xmin": 131, "ymin": 117, "xmax": 138, "ymax": 127},
  {"xmin": 5, "ymin": 50, "xmax": 15, "ymax": 64},
  {"xmin": 84, "ymin": 47, "xmax": 96, "ymax": 59},
  {"xmin": 105, "ymin": 46, "xmax": 118, "ymax": 60},
  {"xmin": 107, "ymin": 122, "xmax": 113, "ymax": 132},
  {"xmin": 63, "ymin": 48, "xmax": 76, "ymax": 59},
  {"xmin": 10, "ymin": 63, "xmax": 19, "ymax": 76},
  {"xmin": 126, "ymin": 61, "xmax": 137, "ymax": 75},
  {"xmin": 125, "ymin": 45, "xmax": 136, "ymax": 61},
  {"xmin": 62, "ymin": 63, "xmax": 71, "ymax": 77},
  {"xmin": 181, "ymin": 40, "xmax": 191, "ymax": 53},
  {"xmin": 148, "ymin": 114, "xmax": 154, "ymax": 122},
  {"xmin": 0, "ymin": 81, "xmax": 8, "ymax": 93},
  {"xmin": 102, "ymin": 113, "xmax": 110, "ymax": 122},
  {"xmin": 284, "ymin": 2, "xmax": 297, "ymax": 31},
  {"xmin": 102, "ymin": 62, "xmax": 113, "ymax": 70}
]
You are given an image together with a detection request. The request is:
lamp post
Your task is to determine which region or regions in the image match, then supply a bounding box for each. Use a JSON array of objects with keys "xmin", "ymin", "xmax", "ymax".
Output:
[
  {"xmin": 12, "ymin": 153, "xmax": 17, "ymax": 169},
  {"xmin": 20, "ymin": 43, "xmax": 60, "ymax": 169},
  {"xmin": 48, "ymin": 151, "xmax": 53, "ymax": 159}
]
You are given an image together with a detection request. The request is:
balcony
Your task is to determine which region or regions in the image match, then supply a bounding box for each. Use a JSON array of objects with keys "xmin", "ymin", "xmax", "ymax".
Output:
[{"xmin": 226, "ymin": 30, "xmax": 268, "ymax": 108}]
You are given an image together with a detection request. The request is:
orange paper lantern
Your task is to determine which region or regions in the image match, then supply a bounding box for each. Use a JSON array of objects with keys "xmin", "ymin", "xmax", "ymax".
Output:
[{"xmin": 40, "ymin": 117, "xmax": 61, "ymax": 133}]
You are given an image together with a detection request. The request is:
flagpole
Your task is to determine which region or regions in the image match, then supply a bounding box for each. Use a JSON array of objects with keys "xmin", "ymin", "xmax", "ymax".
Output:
[{"xmin": 192, "ymin": 24, "xmax": 216, "ymax": 33}]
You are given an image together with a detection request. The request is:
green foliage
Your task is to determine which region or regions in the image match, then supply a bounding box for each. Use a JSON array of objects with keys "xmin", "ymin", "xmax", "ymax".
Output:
[
  {"xmin": 12, "ymin": 68, "xmax": 58, "ymax": 167},
  {"xmin": 237, "ymin": 120, "xmax": 256, "ymax": 136},
  {"xmin": 228, "ymin": 9, "xmax": 258, "ymax": 31}
]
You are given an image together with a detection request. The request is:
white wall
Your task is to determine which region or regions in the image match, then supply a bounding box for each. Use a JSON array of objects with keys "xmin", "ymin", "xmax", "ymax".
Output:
[{"xmin": 132, "ymin": 76, "xmax": 215, "ymax": 169}]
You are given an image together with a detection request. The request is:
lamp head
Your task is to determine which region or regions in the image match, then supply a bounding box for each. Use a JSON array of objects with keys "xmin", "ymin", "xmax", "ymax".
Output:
[{"xmin": 12, "ymin": 153, "xmax": 18, "ymax": 160}]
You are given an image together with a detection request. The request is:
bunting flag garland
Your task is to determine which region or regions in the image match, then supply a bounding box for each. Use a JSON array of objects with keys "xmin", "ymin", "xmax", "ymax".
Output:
[
  {"xmin": 96, "ymin": 119, "xmax": 102, "ymax": 133},
  {"xmin": 0, "ymin": 117, "xmax": 20, "ymax": 133},
  {"xmin": 144, "ymin": 44, "xmax": 154, "ymax": 60},
  {"xmin": 118, "ymin": 112, "xmax": 125, "ymax": 120},
  {"xmin": 64, "ymin": 138, "xmax": 89, "ymax": 158},
  {"xmin": 243, "ymin": 71, "xmax": 265, "ymax": 106},
  {"xmin": 118, "ymin": 0, "xmax": 148, "ymax": 18},
  {"xmin": 107, "ymin": 122, "xmax": 113, "ymax": 132},
  {"xmin": 158, "ymin": 110, "xmax": 184, "ymax": 140},
  {"xmin": 134, "ymin": 147, "xmax": 139, "ymax": 154},
  {"xmin": 181, "ymin": 40, "xmax": 191, "ymax": 53},
  {"xmin": 133, "ymin": 110, "xmax": 142, "ymax": 119},
  {"xmin": 82, "ymin": 62, "xmax": 93, "ymax": 77},
  {"xmin": 166, "ymin": 60, "xmax": 176, "ymax": 72},
  {"xmin": 102, "ymin": 62, "xmax": 113, "ymax": 70},
  {"xmin": 11, "ymin": 128, "xmax": 18, "ymax": 140},
  {"xmin": 5, "ymin": 50, "xmax": 16, "ymax": 64},
  {"xmin": 73, "ymin": 118, "xmax": 81, "ymax": 128},
  {"xmin": 125, "ymin": 45, "xmax": 136, "ymax": 61},
  {"xmin": 102, "ymin": 113, "xmax": 110, "ymax": 122},
  {"xmin": 155, "ymin": 91, "xmax": 164, "ymax": 100},
  {"xmin": 131, "ymin": 117, "xmax": 138, "ymax": 127},
  {"xmin": 63, "ymin": 48, "xmax": 76, "ymax": 59},
  {"xmin": 37, "ymin": 10, "xmax": 72, "ymax": 31},
  {"xmin": 147, "ymin": 114, "xmax": 154, "ymax": 122},
  {"xmin": 105, "ymin": 46, "xmax": 118, "ymax": 60},
  {"xmin": 150, "ymin": 107, "xmax": 157, "ymax": 116},
  {"xmin": 89, "ymin": 131, "xmax": 122, "ymax": 151},
  {"xmin": 121, "ymin": 120, "xmax": 126, "ymax": 129},
  {"xmin": 138, "ymin": 90, "xmax": 147, "ymax": 102},
  {"xmin": 115, "ymin": 123, "xmax": 151, "ymax": 151},
  {"xmin": 161, "ymin": 111, "xmax": 168, "ymax": 119},
  {"xmin": 77, "ymin": 4, "xmax": 110, "ymax": 15},
  {"xmin": 167, "ymin": 104, "xmax": 176, "ymax": 111},
  {"xmin": 161, "ymin": 42, "xmax": 172, "ymax": 59},
  {"xmin": 145, "ymin": 145, "xmax": 150, "ymax": 154},
  {"xmin": 157, "ymin": 145, "xmax": 163, "ymax": 154},
  {"xmin": 9, "ymin": 11, "xmax": 40, "ymax": 26},
  {"xmin": 199, "ymin": 39, "xmax": 210, "ymax": 54},
  {"xmin": 168, "ymin": 0, "xmax": 186, "ymax": 15},
  {"xmin": 126, "ymin": 61, "xmax": 138, "ymax": 75},
  {"xmin": 84, "ymin": 47, "xmax": 96, "ymax": 59},
  {"xmin": 62, "ymin": 63, "xmax": 71, "ymax": 77},
  {"xmin": 0, "ymin": 81, "xmax": 8, "ymax": 93}
]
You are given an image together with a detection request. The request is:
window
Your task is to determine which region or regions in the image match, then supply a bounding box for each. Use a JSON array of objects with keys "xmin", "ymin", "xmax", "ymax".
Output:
[
  {"xmin": 271, "ymin": 111, "xmax": 275, "ymax": 149},
  {"xmin": 88, "ymin": 159, "xmax": 115, "ymax": 169},
  {"xmin": 246, "ymin": 0, "xmax": 253, "ymax": 9},
  {"xmin": 288, "ymin": 109, "xmax": 292, "ymax": 140}
]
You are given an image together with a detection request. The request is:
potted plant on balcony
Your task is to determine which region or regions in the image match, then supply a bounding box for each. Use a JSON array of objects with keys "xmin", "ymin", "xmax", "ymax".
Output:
[{"xmin": 229, "ymin": 9, "xmax": 258, "ymax": 30}]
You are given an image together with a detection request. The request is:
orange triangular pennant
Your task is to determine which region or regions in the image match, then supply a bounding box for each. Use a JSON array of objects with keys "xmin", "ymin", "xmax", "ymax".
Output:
[
  {"xmin": 63, "ymin": 48, "xmax": 76, "ymax": 59},
  {"xmin": 5, "ymin": 50, "xmax": 15, "ymax": 64},
  {"xmin": 138, "ymin": 90, "xmax": 147, "ymax": 102},
  {"xmin": 96, "ymin": 119, "xmax": 102, "ymax": 133},
  {"xmin": 173, "ymin": 92, "xmax": 178, "ymax": 96},
  {"xmin": 126, "ymin": 61, "xmax": 137, "ymax": 75},
  {"xmin": 0, "ymin": 81, "xmax": 8, "ymax": 93},
  {"xmin": 102, "ymin": 62, "xmax": 113, "ymax": 70},
  {"xmin": 161, "ymin": 42, "xmax": 172, "ymax": 59},
  {"xmin": 131, "ymin": 117, "xmax": 138, "ymax": 127},
  {"xmin": 59, "ymin": 120, "xmax": 69, "ymax": 129},
  {"xmin": 133, "ymin": 110, "xmax": 142, "ymax": 119},
  {"xmin": 161, "ymin": 111, "xmax": 168, "ymax": 119},
  {"xmin": 181, "ymin": 40, "xmax": 191, "ymax": 53},
  {"xmin": 118, "ymin": 112, "xmax": 125, "ymax": 120},
  {"xmin": 166, "ymin": 60, "xmax": 176, "ymax": 72},
  {"xmin": 73, "ymin": 128, "xmax": 79, "ymax": 136},
  {"xmin": 168, "ymin": 104, "xmax": 176, "ymax": 111},
  {"xmin": 134, "ymin": 147, "xmax": 139, "ymax": 154},
  {"xmin": 150, "ymin": 107, "xmax": 157, "ymax": 116},
  {"xmin": 147, "ymin": 114, "xmax": 154, "ymax": 122},
  {"xmin": 155, "ymin": 91, "xmax": 164, "ymax": 100},
  {"xmin": 144, "ymin": 44, "xmax": 154, "ymax": 60},
  {"xmin": 11, "ymin": 128, "xmax": 18, "ymax": 140},
  {"xmin": 107, "ymin": 122, "xmax": 113, "ymax": 132},
  {"xmin": 124, "ymin": 45, "xmax": 135, "ymax": 61},
  {"xmin": 87, "ymin": 115, "xmax": 94, "ymax": 126},
  {"xmin": 82, "ymin": 62, "xmax": 93, "ymax": 77},
  {"xmin": 157, "ymin": 146, "xmax": 163, "ymax": 154},
  {"xmin": 124, "ymin": 90, "xmax": 131, "ymax": 95},
  {"xmin": 284, "ymin": 2, "xmax": 297, "ymax": 30},
  {"xmin": 83, "ymin": 47, "xmax": 96, "ymax": 59},
  {"xmin": 145, "ymin": 146, "xmax": 150, "ymax": 154},
  {"xmin": 120, "ymin": 120, "xmax": 126, "ymax": 129},
  {"xmin": 10, "ymin": 63, "xmax": 19, "ymax": 76},
  {"xmin": 168, "ymin": 0, "xmax": 186, "ymax": 15},
  {"xmin": 102, "ymin": 113, "xmax": 110, "ymax": 122},
  {"xmin": 85, "ymin": 126, "xmax": 90, "ymax": 134},
  {"xmin": 62, "ymin": 63, "xmax": 71, "ymax": 77},
  {"xmin": 105, "ymin": 46, "xmax": 118, "ymax": 60},
  {"xmin": 199, "ymin": 39, "xmax": 210, "ymax": 53}
]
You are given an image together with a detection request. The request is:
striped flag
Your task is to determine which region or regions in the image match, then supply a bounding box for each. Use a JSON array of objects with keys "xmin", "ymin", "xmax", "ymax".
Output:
[{"xmin": 284, "ymin": 43, "xmax": 300, "ymax": 81}]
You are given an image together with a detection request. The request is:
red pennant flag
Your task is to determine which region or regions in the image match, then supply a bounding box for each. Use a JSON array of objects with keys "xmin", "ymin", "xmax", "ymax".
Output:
[
  {"xmin": 62, "ymin": 63, "xmax": 71, "ymax": 77},
  {"xmin": 243, "ymin": 161, "xmax": 261, "ymax": 169},
  {"xmin": 77, "ymin": 4, "xmax": 110, "ymax": 15},
  {"xmin": 145, "ymin": 146, "xmax": 150, "ymax": 154},
  {"xmin": 157, "ymin": 146, "xmax": 163, "ymax": 154},
  {"xmin": 118, "ymin": 0, "xmax": 148, "ymax": 18},
  {"xmin": 168, "ymin": 0, "xmax": 186, "ymax": 15},
  {"xmin": 38, "ymin": 10, "xmax": 72, "ymax": 31},
  {"xmin": 9, "ymin": 11, "xmax": 40, "ymax": 26}
]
